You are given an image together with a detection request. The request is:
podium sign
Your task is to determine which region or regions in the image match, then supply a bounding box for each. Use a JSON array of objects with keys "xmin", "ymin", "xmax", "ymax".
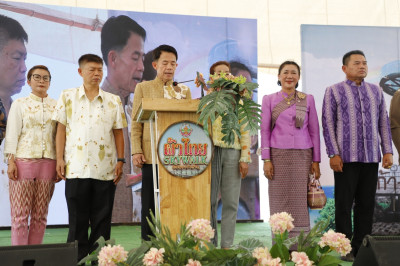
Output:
[{"xmin": 158, "ymin": 121, "xmax": 213, "ymax": 178}]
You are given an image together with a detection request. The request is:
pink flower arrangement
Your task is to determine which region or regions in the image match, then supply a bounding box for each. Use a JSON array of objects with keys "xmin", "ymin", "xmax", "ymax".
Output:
[
  {"xmin": 187, "ymin": 218, "xmax": 215, "ymax": 242},
  {"xmin": 186, "ymin": 258, "xmax": 202, "ymax": 266},
  {"xmin": 318, "ymin": 229, "xmax": 352, "ymax": 256},
  {"xmin": 143, "ymin": 247, "xmax": 165, "ymax": 266},
  {"xmin": 97, "ymin": 244, "xmax": 128, "ymax": 266},
  {"xmin": 269, "ymin": 212, "xmax": 294, "ymax": 235},
  {"xmin": 291, "ymin": 251, "xmax": 314, "ymax": 266}
]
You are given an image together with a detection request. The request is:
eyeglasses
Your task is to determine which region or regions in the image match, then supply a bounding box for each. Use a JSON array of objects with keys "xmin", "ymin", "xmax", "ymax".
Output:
[{"xmin": 31, "ymin": 74, "xmax": 51, "ymax": 82}]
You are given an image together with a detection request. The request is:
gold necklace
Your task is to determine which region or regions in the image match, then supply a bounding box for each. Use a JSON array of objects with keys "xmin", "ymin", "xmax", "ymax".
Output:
[{"xmin": 281, "ymin": 91, "xmax": 296, "ymax": 105}]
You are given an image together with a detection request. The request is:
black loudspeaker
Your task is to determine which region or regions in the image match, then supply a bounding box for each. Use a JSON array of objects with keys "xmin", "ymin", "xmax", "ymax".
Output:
[
  {"xmin": 354, "ymin": 235, "xmax": 400, "ymax": 266},
  {"xmin": 0, "ymin": 241, "xmax": 78, "ymax": 266}
]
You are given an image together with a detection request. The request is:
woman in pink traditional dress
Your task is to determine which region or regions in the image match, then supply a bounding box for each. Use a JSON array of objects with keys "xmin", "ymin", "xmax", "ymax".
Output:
[
  {"xmin": 4, "ymin": 65, "xmax": 58, "ymax": 245},
  {"xmin": 260, "ymin": 61, "xmax": 321, "ymax": 239}
]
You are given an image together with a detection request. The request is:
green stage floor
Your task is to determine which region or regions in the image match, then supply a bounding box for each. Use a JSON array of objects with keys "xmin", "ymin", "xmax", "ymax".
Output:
[
  {"xmin": 0, "ymin": 222, "xmax": 271, "ymax": 250},
  {"xmin": 0, "ymin": 223, "xmax": 351, "ymax": 265}
]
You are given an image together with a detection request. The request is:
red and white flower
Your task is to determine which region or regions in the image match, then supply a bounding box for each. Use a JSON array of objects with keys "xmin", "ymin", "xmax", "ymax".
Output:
[
  {"xmin": 97, "ymin": 244, "xmax": 128, "ymax": 266},
  {"xmin": 187, "ymin": 219, "xmax": 215, "ymax": 242},
  {"xmin": 269, "ymin": 212, "xmax": 295, "ymax": 235},
  {"xmin": 318, "ymin": 230, "xmax": 352, "ymax": 256},
  {"xmin": 291, "ymin": 251, "xmax": 314, "ymax": 266},
  {"xmin": 143, "ymin": 247, "xmax": 165, "ymax": 266}
]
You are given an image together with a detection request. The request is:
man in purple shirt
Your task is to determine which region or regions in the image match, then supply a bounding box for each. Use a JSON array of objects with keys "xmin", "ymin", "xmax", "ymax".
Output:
[{"xmin": 322, "ymin": 50, "xmax": 393, "ymax": 260}]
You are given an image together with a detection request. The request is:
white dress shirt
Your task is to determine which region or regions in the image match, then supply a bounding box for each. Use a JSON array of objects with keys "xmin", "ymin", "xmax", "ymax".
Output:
[
  {"xmin": 52, "ymin": 86, "xmax": 127, "ymax": 180},
  {"xmin": 4, "ymin": 93, "xmax": 57, "ymax": 159}
]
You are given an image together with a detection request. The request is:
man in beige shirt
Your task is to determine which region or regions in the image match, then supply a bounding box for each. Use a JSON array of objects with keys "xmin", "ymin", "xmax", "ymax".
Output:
[{"xmin": 131, "ymin": 44, "xmax": 191, "ymax": 240}]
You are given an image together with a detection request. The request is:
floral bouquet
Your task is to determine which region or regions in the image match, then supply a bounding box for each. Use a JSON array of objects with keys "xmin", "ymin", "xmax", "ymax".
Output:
[
  {"xmin": 79, "ymin": 212, "xmax": 264, "ymax": 266},
  {"xmin": 187, "ymin": 218, "xmax": 215, "ymax": 243},
  {"xmin": 79, "ymin": 211, "xmax": 351, "ymax": 266},
  {"xmin": 268, "ymin": 212, "xmax": 295, "ymax": 264},
  {"xmin": 196, "ymin": 72, "xmax": 261, "ymax": 145},
  {"xmin": 266, "ymin": 212, "xmax": 352, "ymax": 266}
]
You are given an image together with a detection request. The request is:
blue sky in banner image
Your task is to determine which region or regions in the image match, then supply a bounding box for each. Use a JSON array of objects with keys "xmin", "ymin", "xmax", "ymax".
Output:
[{"xmin": 301, "ymin": 25, "xmax": 400, "ymax": 99}]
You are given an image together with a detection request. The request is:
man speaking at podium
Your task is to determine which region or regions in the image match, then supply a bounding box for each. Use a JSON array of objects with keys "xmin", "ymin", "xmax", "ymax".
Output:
[{"xmin": 131, "ymin": 45, "xmax": 191, "ymax": 240}]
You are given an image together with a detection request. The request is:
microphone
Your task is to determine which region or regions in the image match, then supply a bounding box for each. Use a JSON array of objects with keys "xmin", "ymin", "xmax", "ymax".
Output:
[{"xmin": 172, "ymin": 79, "xmax": 194, "ymax": 86}]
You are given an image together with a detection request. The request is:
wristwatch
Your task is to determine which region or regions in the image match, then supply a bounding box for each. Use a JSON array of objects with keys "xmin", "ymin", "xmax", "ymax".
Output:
[
  {"xmin": 329, "ymin": 154, "xmax": 336, "ymax": 158},
  {"xmin": 117, "ymin": 158, "xmax": 126, "ymax": 163}
]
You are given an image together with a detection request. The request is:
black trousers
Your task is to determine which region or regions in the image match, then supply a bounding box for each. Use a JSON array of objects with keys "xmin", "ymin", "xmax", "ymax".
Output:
[
  {"xmin": 334, "ymin": 162, "xmax": 378, "ymax": 256},
  {"xmin": 141, "ymin": 164, "xmax": 157, "ymax": 241},
  {"xmin": 65, "ymin": 178, "xmax": 116, "ymax": 261}
]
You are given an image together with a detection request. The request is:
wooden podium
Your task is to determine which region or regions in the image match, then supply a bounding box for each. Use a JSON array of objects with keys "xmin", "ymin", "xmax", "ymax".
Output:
[{"xmin": 133, "ymin": 98, "xmax": 211, "ymax": 238}]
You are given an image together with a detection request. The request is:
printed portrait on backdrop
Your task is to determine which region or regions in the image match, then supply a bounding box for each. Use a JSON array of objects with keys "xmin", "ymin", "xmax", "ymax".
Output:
[
  {"xmin": 100, "ymin": 15, "xmax": 146, "ymax": 223},
  {"xmin": 0, "ymin": 13, "xmax": 28, "ymax": 226}
]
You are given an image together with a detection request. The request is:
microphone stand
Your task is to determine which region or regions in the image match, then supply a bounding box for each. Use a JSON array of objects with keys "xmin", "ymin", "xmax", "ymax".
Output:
[{"xmin": 173, "ymin": 72, "xmax": 206, "ymax": 99}]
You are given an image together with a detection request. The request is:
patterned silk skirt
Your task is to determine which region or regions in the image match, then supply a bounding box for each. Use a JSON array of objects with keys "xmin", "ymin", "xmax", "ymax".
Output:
[{"xmin": 269, "ymin": 148, "xmax": 312, "ymax": 238}]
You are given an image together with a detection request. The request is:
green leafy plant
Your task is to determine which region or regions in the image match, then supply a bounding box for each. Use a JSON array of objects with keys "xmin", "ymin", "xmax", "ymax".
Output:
[
  {"xmin": 377, "ymin": 201, "xmax": 390, "ymax": 210},
  {"xmin": 144, "ymin": 213, "xmax": 205, "ymax": 265},
  {"xmin": 197, "ymin": 73, "xmax": 261, "ymax": 145},
  {"xmin": 295, "ymin": 219, "xmax": 333, "ymax": 264},
  {"xmin": 145, "ymin": 212, "xmax": 261, "ymax": 265},
  {"xmin": 268, "ymin": 212, "xmax": 351, "ymax": 266},
  {"xmin": 78, "ymin": 236, "xmax": 149, "ymax": 266},
  {"xmin": 79, "ymin": 212, "xmax": 261, "ymax": 265},
  {"xmin": 314, "ymin": 198, "xmax": 336, "ymax": 232},
  {"xmin": 314, "ymin": 197, "xmax": 354, "ymax": 234},
  {"xmin": 270, "ymin": 230, "xmax": 290, "ymax": 264}
]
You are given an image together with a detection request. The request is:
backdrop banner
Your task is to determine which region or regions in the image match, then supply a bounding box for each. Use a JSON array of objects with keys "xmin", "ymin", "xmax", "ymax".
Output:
[
  {"xmin": 0, "ymin": 0, "xmax": 259, "ymax": 226},
  {"xmin": 302, "ymin": 24, "xmax": 400, "ymax": 234}
]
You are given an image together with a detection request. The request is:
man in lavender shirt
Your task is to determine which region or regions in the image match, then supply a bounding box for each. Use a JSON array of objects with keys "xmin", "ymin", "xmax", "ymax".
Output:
[{"xmin": 322, "ymin": 50, "xmax": 393, "ymax": 260}]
